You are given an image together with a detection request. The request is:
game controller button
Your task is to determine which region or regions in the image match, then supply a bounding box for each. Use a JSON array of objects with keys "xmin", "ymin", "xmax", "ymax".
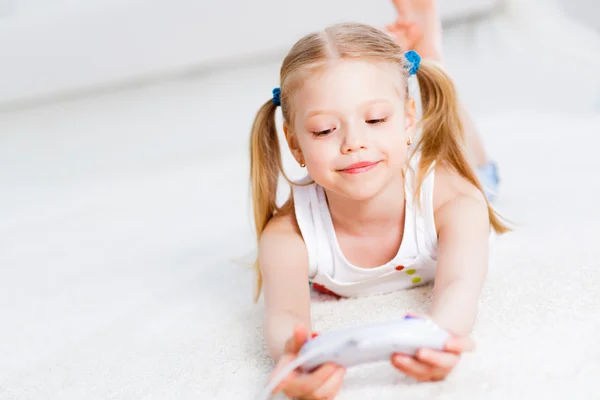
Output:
[{"xmin": 395, "ymin": 265, "xmax": 405, "ymax": 271}]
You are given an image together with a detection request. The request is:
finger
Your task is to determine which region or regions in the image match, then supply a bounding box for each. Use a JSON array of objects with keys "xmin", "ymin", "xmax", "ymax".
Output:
[
  {"xmin": 273, "ymin": 370, "xmax": 299, "ymax": 395},
  {"xmin": 285, "ymin": 363, "xmax": 338, "ymax": 398},
  {"xmin": 271, "ymin": 354, "xmax": 294, "ymax": 380},
  {"xmin": 293, "ymin": 324, "xmax": 309, "ymax": 347},
  {"xmin": 445, "ymin": 336, "xmax": 476, "ymax": 354},
  {"xmin": 312, "ymin": 367, "xmax": 346, "ymax": 400},
  {"xmin": 284, "ymin": 324, "xmax": 309, "ymax": 354},
  {"xmin": 283, "ymin": 335, "xmax": 296, "ymax": 354},
  {"xmin": 270, "ymin": 355, "xmax": 298, "ymax": 394},
  {"xmin": 416, "ymin": 348, "xmax": 459, "ymax": 369},
  {"xmin": 392, "ymin": 354, "xmax": 436, "ymax": 381}
]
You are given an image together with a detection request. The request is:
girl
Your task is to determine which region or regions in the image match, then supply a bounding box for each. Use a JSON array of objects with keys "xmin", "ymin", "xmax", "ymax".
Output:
[
  {"xmin": 249, "ymin": 21, "xmax": 509, "ymax": 400},
  {"xmin": 385, "ymin": 0, "xmax": 501, "ymax": 201}
]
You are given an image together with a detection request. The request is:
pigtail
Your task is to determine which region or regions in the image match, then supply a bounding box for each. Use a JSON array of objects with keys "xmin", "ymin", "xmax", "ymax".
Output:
[
  {"xmin": 413, "ymin": 60, "xmax": 510, "ymax": 234},
  {"xmin": 249, "ymin": 99, "xmax": 291, "ymax": 301}
]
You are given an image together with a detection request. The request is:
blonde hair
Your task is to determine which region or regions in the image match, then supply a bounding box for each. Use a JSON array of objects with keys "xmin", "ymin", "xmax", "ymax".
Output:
[{"xmin": 249, "ymin": 22, "xmax": 509, "ymax": 301}]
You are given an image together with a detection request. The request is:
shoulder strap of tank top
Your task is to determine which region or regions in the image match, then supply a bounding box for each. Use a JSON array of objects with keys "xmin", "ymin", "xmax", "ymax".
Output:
[
  {"xmin": 291, "ymin": 178, "xmax": 320, "ymax": 278},
  {"xmin": 407, "ymin": 157, "xmax": 438, "ymax": 257}
]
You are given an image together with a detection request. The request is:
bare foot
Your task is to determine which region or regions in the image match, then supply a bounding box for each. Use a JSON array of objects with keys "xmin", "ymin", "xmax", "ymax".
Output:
[
  {"xmin": 385, "ymin": 19, "xmax": 424, "ymax": 52},
  {"xmin": 385, "ymin": 0, "xmax": 444, "ymax": 62},
  {"xmin": 386, "ymin": 0, "xmax": 491, "ymax": 169}
]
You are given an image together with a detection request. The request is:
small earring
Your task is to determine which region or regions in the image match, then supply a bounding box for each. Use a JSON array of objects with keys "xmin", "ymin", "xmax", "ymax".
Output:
[
  {"xmin": 300, "ymin": 162, "xmax": 306, "ymax": 168},
  {"xmin": 407, "ymin": 136, "xmax": 413, "ymax": 146}
]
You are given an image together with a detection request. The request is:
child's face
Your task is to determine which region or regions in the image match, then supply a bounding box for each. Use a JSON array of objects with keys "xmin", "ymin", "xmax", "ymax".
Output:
[{"xmin": 287, "ymin": 59, "xmax": 416, "ymax": 200}]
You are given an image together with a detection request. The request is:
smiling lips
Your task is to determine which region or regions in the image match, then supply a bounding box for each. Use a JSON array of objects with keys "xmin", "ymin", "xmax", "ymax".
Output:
[{"xmin": 339, "ymin": 160, "xmax": 380, "ymax": 174}]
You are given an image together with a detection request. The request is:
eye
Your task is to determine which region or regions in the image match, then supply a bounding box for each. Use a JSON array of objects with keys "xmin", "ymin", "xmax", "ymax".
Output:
[
  {"xmin": 366, "ymin": 118, "xmax": 387, "ymax": 125},
  {"xmin": 313, "ymin": 127, "xmax": 335, "ymax": 136}
]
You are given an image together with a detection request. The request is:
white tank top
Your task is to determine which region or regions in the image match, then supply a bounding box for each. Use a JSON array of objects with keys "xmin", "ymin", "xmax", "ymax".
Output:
[{"xmin": 292, "ymin": 157, "xmax": 439, "ymax": 298}]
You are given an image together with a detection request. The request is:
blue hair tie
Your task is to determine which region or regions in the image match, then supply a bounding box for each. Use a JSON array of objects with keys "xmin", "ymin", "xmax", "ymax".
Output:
[
  {"xmin": 405, "ymin": 50, "xmax": 421, "ymax": 76},
  {"xmin": 272, "ymin": 87, "xmax": 281, "ymax": 106}
]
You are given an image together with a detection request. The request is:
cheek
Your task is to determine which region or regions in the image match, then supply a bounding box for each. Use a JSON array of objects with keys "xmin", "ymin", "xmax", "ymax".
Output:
[
  {"xmin": 303, "ymin": 141, "xmax": 334, "ymax": 169},
  {"xmin": 379, "ymin": 125, "xmax": 409, "ymax": 163}
]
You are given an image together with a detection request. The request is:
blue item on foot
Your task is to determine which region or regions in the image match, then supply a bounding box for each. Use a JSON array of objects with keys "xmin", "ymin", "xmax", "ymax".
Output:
[{"xmin": 477, "ymin": 162, "xmax": 500, "ymax": 202}]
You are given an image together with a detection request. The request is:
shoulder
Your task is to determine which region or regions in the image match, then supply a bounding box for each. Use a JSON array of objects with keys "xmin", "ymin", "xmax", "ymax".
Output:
[
  {"xmin": 432, "ymin": 163, "xmax": 489, "ymax": 235},
  {"xmin": 260, "ymin": 210, "xmax": 302, "ymax": 243},
  {"xmin": 258, "ymin": 209, "xmax": 309, "ymax": 276}
]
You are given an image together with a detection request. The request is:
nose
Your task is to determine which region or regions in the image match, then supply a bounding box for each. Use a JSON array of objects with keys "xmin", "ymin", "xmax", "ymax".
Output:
[{"xmin": 341, "ymin": 124, "xmax": 367, "ymax": 154}]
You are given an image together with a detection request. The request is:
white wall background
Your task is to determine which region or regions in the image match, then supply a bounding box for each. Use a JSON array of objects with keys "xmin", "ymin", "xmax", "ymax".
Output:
[{"xmin": 0, "ymin": 0, "xmax": 500, "ymax": 108}]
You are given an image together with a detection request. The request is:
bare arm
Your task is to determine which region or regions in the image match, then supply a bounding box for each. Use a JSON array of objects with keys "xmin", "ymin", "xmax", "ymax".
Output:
[
  {"xmin": 259, "ymin": 213, "xmax": 312, "ymax": 362},
  {"xmin": 430, "ymin": 192, "xmax": 490, "ymax": 336},
  {"xmin": 391, "ymin": 189, "xmax": 486, "ymax": 381}
]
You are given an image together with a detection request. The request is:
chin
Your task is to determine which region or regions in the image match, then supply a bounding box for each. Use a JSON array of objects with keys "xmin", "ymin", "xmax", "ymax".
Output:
[{"xmin": 331, "ymin": 172, "xmax": 389, "ymax": 201}]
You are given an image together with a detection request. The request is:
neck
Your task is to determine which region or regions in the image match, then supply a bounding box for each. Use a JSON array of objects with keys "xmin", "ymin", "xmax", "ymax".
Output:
[{"xmin": 325, "ymin": 174, "xmax": 406, "ymax": 237}]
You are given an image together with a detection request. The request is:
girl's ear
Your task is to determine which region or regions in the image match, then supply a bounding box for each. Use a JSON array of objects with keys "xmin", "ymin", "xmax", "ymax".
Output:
[{"xmin": 284, "ymin": 123, "xmax": 304, "ymax": 165}]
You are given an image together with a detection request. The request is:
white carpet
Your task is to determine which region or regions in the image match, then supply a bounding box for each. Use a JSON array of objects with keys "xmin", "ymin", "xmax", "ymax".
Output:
[{"xmin": 1, "ymin": 4, "xmax": 600, "ymax": 400}]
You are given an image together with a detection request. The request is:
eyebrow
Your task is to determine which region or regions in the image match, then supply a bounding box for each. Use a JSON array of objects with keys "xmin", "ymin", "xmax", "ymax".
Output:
[{"xmin": 305, "ymin": 98, "xmax": 392, "ymax": 118}]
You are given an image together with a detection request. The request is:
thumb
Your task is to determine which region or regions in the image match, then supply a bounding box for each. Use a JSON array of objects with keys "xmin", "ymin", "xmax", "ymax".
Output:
[
  {"xmin": 284, "ymin": 323, "xmax": 309, "ymax": 354},
  {"xmin": 445, "ymin": 336, "xmax": 476, "ymax": 354}
]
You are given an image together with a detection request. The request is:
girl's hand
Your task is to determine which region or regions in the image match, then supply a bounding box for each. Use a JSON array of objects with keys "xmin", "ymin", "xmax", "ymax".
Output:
[
  {"xmin": 391, "ymin": 315, "xmax": 475, "ymax": 381},
  {"xmin": 270, "ymin": 324, "xmax": 346, "ymax": 400}
]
